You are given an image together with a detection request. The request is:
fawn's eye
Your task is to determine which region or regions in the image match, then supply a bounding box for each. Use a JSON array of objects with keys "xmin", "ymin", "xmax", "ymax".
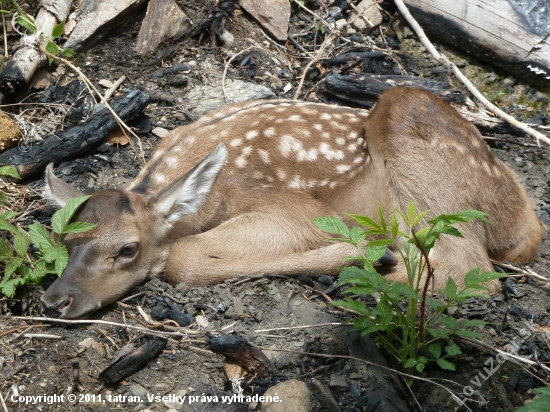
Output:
[{"xmin": 118, "ymin": 243, "xmax": 139, "ymax": 258}]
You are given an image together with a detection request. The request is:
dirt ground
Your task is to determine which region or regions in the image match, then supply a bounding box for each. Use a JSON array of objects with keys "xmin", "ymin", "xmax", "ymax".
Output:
[{"xmin": 1, "ymin": 1, "xmax": 550, "ymax": 411}]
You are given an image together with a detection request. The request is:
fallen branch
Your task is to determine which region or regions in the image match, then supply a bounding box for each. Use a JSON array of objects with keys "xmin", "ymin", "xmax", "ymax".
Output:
[
  {"xmin": 491, "ymin": 260, "xmax": 549, "ymax": 284},
  {"xmin": 393, "ymin": 0, "xmax": 550, "ymax": 147}
]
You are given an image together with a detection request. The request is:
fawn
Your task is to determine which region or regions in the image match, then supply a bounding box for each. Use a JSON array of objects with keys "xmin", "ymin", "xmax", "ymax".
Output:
[{"xmin": 41, "ymin": 87, "xmax": 543, "ymax": 319}]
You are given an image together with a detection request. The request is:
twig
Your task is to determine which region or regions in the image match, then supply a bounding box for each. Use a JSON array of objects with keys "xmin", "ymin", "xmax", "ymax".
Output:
[
  {"xmin": 294, "ymin": 33, "xmax": 336, "ymax": 100},
  {"xmin": 222, "ymin": 46, "xmax": 254, "ymax": 102},
  {"xmin": 38, "ymin": 46, "xmax": 146, "ymax": 163},
  {"xmin": 0, "ymin": 388, "xmax": 7, "ymax": 412},
  {"xmin": 22, "ymin": 333, "xmax": 62, "ymax": 339},
  {"xmin": 8, "ymin": 316, "xmax": 236, "ymax": 337},
  {"xmin": 255, "ymin": 322, "xmax": 342, "ymax": 333},
  {"xmin": 491, "ymin": 260, "xmax": 549, "ymax": 283},
  {"xmin": 1, "ymin": 12, "xmax": 7, "ymax": 58},
  {"xmin": 253, "ymin": 344, "xmax": 471, "ymax": 410},
  {"xmin": 393, "ymin": 0, "xmax": 550, "ymax": 147},
  {"xmin": 102, "ymin": 75, "xmax": 126, "ymax": 101}
]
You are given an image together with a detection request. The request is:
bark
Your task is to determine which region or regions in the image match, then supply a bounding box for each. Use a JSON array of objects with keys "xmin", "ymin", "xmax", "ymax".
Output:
[{"xmin": 0, "ymin": 89, "xmax": 150, "ymax": 180}]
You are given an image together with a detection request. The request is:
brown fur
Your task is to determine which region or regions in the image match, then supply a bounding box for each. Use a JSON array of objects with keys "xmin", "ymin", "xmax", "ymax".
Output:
[{"xmin": 41, "ymin": 87, "xmax": 543, "ymax": 318}]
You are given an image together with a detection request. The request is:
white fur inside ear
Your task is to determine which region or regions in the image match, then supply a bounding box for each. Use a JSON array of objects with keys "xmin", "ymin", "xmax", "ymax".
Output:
[
  {"xmin": 42, "ymin": 183, "xmax": 63, "ymax": 210},
  {"xmin": 43, "ymin": 163, "xmax": 85, "ymax": 209},
  {"xmin": 156, "ymin": 143, "xmax": 228, "ymax": 223}
]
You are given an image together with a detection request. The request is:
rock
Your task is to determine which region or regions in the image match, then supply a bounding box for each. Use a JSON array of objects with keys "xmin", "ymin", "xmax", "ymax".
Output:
[
  {"xmin": 135, "ymin": 0, "xmax": 191, "ymax": 56},
  {"xmin": 349, "ymin": 0, "xmax": 383, "ymax": 32},
  {"xmin": 239, "ymin": 0, "xmax": 291, "ymax": 41},
  {"xmin": 77, "ymin": 338, "xmax": 106, "ymax": 356},
  {"xmin": 329, "ymin": 373, "xmax": 349, "ymax": 390},
  {"xmin": 128, "ymin": 383, "xmax": 149, "ymax": 397},
  {"xmin": 186, "ymin": 79, "xmax": 274, "ymax": 116},
  {"xmin": 164, "ymin": 389, "xmax": 187, "ymax": 410},
  {"xmin": 0, "ymin": 111, "xmax": 22, "ymax": 151},
  {"xmin": 30, "ymin": 69, "xmax": 51, "ymax": 90},
  {"xmin": 64, "ymin": 0, "xmax": 148, "ymax": 51},
  {"xmin": 152, "ymin": 127, "xmax": 170, "ymax": 138},
  {"xmin": 262, "ymin": 379, "xmax": 311, "ymax": 412}
]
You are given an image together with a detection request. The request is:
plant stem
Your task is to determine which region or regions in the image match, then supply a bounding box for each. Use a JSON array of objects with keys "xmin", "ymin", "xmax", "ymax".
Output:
[{"xmin": 412, "ymin": 232, "xmax": 434, "ymax": 344}]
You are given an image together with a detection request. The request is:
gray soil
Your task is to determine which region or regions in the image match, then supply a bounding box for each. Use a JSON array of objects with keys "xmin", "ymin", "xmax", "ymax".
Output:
[{"xmin": 1, "ymin": 1, "xmax": 549, "ymax": 411}]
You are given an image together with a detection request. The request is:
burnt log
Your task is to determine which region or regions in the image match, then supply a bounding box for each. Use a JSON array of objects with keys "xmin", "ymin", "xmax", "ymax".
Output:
[
  {"xmin": 99, "ymin": 338, "xmax": 167, "ymax": 385},
  {"xmin": 206, "ymin": 332, "xmax": 273, "ymax": 378},
  {"xmin": 403, "ymin": 0, "xmax": 550, "ymax": 90},
  {"xmin": 324, "ymin": 73, "xmax": 522, "ymax": 135},
  {"xmin": 0, "ymin": 89, "xmax": 150, "ymax": 180}
]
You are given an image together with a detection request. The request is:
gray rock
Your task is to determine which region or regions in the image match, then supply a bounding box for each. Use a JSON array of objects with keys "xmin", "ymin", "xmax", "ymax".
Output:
[
  {"xmin": 262, "ymin": 380, "xmax": 311, "ymax": 412},
  {"xmin": 186, "ymin": 79, "xmax": 274, "ymax": 116},
  {"xmin": 239, "ymin": 0, "xmax": 290, "ymax": 41}
]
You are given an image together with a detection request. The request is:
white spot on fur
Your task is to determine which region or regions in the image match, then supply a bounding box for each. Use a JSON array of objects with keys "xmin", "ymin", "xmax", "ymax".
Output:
[
  {"xmin": 258, "ymin": 149, "xmax": 271, "ymax": 164},
  {"xmin": 314, "ymin": 124, "xmax": 323, "ymax": 131},
  {"xmin": 336, "ymin": 137, "xmax": 345, "ymax": 145},
  {"xmin": 320, "ymin": 113, "xmax": 331, "ymax": 120},
  {"xmin": 348, "ymin": 131, "xmax": 358, "ymax": 139},
  {"xmin": 329, "ymin": 181, "xmax": 337, "ymax": 188},
  {"xmin": 333, "ymin": 113, "xmax": 343, "ymax": 120},
  {"xmin": 266, "ymin": 176, "xmax": 275, "ymax": 182},
  {"xmin": 319, "ymin": 179, "xmax": 329, "ymax": 186},
  {"xmin": 264, "ymin": 127, "xmax": 276, "ymax": 137},
  {"xmin": 276, "ymin": 169, "xmax": 287, "ymax": 180},
  {"xmin": 154, "ymin": 173, "xmax": 167, "ymax": 184},
  {"xmin": 220, "ymin": 130, "xmax": 229, "ymax": 137},
  {"xmin": 152, "ymin": 150, "xmax": 163, "ymax": 160},
  {"xmin": 235, "ymin": 146, "xmax": 252, "ymax": 168},
  {"xmin": 173, "ymin": 146, "xmax": 182, "ymax": 153},
  {"xmin": 336, "ymin": 164, "xmax": 352, "ymax": 173},
  {"xmin": 348, "ymin": 143, "xmax": 358, "ymax": 152},
  {"xmin": 319, "ymin": 143, "xmax": 344, "ymax": 161},
  {"xmin": 253, "ymin": 171, "xmax": 264, "ymax": 179},
  {"xmin": 289, "ymin": 175, "xmax": 306, "ymax": 189},
  {"xmin": 357, "ymin": 111, "xmax": 369, "ymax": 117},
  {"xmin": 322, "ymin": 132, "xmax": 330, "ymax": 139},
  {"xmin": 230, "ymin": 138, "xmax": 243, "ymax": 147},
  {"xmin": 246, "ymin": 130, "xmax": 259, "ymax": 140},
  {"xmin": 276, "ymin": 119, "xmax": 284, "ymax": 124},
  {"xmin": 288, "ymin": 115, "xmax": 304, "ymax": 121},
  {"xmin": 280, "ymin": 135, "xmax": 318, "ymax": 161},
  {"xmin": 165, "ymin": 156, "xmax": 178, "ymax": 168},
  {"xmin": 353, "ymin": 156, "xmax": 363, "ymax": 164}
]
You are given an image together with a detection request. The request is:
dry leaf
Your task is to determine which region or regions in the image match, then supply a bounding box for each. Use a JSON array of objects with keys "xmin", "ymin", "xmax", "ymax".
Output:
[{"xmin": 107, "ymin": 128, "xmax": 130, "ymax": 146}]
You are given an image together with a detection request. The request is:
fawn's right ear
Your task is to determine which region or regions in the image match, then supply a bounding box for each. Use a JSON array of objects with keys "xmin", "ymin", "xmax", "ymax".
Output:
[{"xmin": 43, "ymin": 163, "xmax": 85, "ymax": 209}]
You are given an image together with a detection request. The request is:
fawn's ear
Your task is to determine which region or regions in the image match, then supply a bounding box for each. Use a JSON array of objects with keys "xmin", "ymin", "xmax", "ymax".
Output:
[
  {"xmin": 43, "ymin": 164, "xmax": 85, "ymax": 209},
  {"xmin": 151, "ymin": 143, "xmax": 228, "ymax": 223}
]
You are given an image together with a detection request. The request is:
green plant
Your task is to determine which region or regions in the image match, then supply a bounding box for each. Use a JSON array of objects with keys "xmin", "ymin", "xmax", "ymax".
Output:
[
  {"xmin": 313, "ymin": 202, "xmax": 504, "ymax": 373},
  {"xmin": 0, "ymin": 184, "xmax": 95, "ymax": 298},
  {"xmin": 515, "ymin": 385, "xmax": 550, "ymax": 412}
]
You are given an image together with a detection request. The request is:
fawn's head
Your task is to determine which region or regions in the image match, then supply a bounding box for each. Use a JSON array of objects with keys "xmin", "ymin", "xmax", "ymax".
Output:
[{"xmin": 40, "ymin": 143, "xmax": 228, "ymax": 318}]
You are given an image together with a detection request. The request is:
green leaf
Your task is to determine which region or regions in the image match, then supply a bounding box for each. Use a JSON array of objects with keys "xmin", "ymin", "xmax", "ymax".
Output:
[
  {"xmin": 453, "ymin": 329, "xmax": 483, "ymax": 339},
  {"xmin": 13, "ymin": 230, "xmax": 30, "ymax": 258},
  {"xmin": 377, "ymin": 204, "xmax": 387, "ymax": 232},
  {"xmin": 442, "ymin": 277, "xmax": 458, "ymax": 300},
  {"xmin": 439, "ymin": 315, "xmax": 458, "ymax": 331},
  {"xmin": 52, "ymin": 21, "xmax": 64, "ymax": 38},
  {"xmin": 332, "ymin": 298, "xmax": 370, "ymax": 316},
  {"xmin": 463, "ymin": 319, "xmax": 486, "ymax": 328},
  {"xmin": 416, "ymin": 362, "xmax": 425, "ymax": 373},
  {"xmin": 464, "ymin": 268, "xmax": 504, "ymax": 288},
  {"xmin": 45, "ymin": 41, "xmax": 59, "ymax": 55},
  {"xmin": 365, "ymin": 245, "xmax": 387, "ymax": 262},
  {"xmin": 426, "ymin": 297, "xmax": 444, "ymax": 310},
  {"xmin": 348, "ymin": 214, "xmax": 382, "ymax": 232},
  {"xmin": 440, "ymin": 225, "xmax": 464, "ymax": 238},
  {"xmin": 427, "ymin": 327, "xmax": 451, "ymax": 339},
  {"xmin": 437, "ymin": 358, "xmax": 456, "ymax": 371},
  {"xmin": 28, "ymin": 260, "xmax": 47, "ymax": 282},
  {"xmin": 366, "ymin": 239, "xmax": 393, "ymax": 248},
  {"xmin": 515, "ymin": 385, "xmax": 550, "ymax": 412},
  {"xmin": 63, "ymin": 222, "xmax": 96, "ymax": 234},
  {"xmin": 348, "ymin": 226, "xmax": 366, "ymax": 244},
  {"xmin": 60, "ymin": 48, "xmax": 76, "ymax": 58},
  {"xmin": 29, "ymin": 222, "xmax": 54, "ymax": 250},
  {"xmin": 5, "ymin": 257, "xmax": 23, "ymax": 277},
  {"xmin": 54, "ymin": 245, "xmax": 69, "ymax": 276},
  {"xmin": 51, "ymin": 195, "xmax": 91, "ymax": 235},
  {"xmin": 411, "ymin": 210, "xmax": 429, "ymax": 228},
  {"xmin": 406, "ymin": 201, "xmax": 417, "ymax": 226},
  {"xmin": 390, "ymin": 213, "xmax": 399, "ymax": 239},
  {"xmin": 267, "ymin": 284, "xmax": 279, "ymax": 295},
  {"xmin": 0, "ymin": 277, "xmax": 25, "ymax": 297},
  {"xmin": 0, "ymin": 238, "xmax": 13, "ymax": 260},
  {"xmin": 0, "ymin": 165, "xmax": 21, "ymax": 179},
  {"xmin": 404, "ymin": 358, "xmax": 418, "ymax": 368},
  {"xmin": 0, "ymin": 210, "xmax": 20, "ymax": 220},
  {"xmin": 313, "ymin": 216, "xmax": 349, "ymax": 237},
  {"xmin": 444, "ymin": 340, "xmax": 462, "ymax": 356},
  {"xmin": 428, "ymin": 343, "xmax": 442, "ymax": 359},
  {"xmin": 16, "ymin": 15, "xmax": 35, "ymax": 33},
  {"xmin": 387, "ymin": 282, "xmax": 418, "ymax": 300},
  {"xmin": 0, "ymin": 217, "xmax": 19, "ymax": 234}
]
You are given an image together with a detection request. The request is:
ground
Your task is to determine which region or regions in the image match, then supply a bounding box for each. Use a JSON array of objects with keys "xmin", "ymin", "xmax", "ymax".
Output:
[{"xmin": 1, "ymin": 1, "xmax": 550, "ymax": 411}]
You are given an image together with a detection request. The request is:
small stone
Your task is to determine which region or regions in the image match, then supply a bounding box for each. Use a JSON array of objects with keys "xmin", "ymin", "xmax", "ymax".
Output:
[
  {"xmin": 349, "ymin": 0, "xmax": 383, "ymax": 32},
  {"xmin": 128, "ymin": 384, "xmax": 149, "ymax": 397},
  {"xmin": 220, "ymin": 30, "xmax": 234, "ymax": 43},
  {"xmin": 329, "ymin": 373, "xmax": 349, "ymax": 390},
  {"xmin": 152, "ymin": 127, "xmax": 170, "ymax": 138},
  {"xmin": 262, "ymin": 379, "xmax": 310, "ymax": 412}
]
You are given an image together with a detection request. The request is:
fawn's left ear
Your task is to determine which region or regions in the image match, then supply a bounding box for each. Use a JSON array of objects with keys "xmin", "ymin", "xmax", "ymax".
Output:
[
  {"xmin": 44, "ymin": 163, "xmax": 85, "ymax": 209},
  {"xmin": 151, "ymin": 143, "xmax": 228, "ymax": 223}
]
